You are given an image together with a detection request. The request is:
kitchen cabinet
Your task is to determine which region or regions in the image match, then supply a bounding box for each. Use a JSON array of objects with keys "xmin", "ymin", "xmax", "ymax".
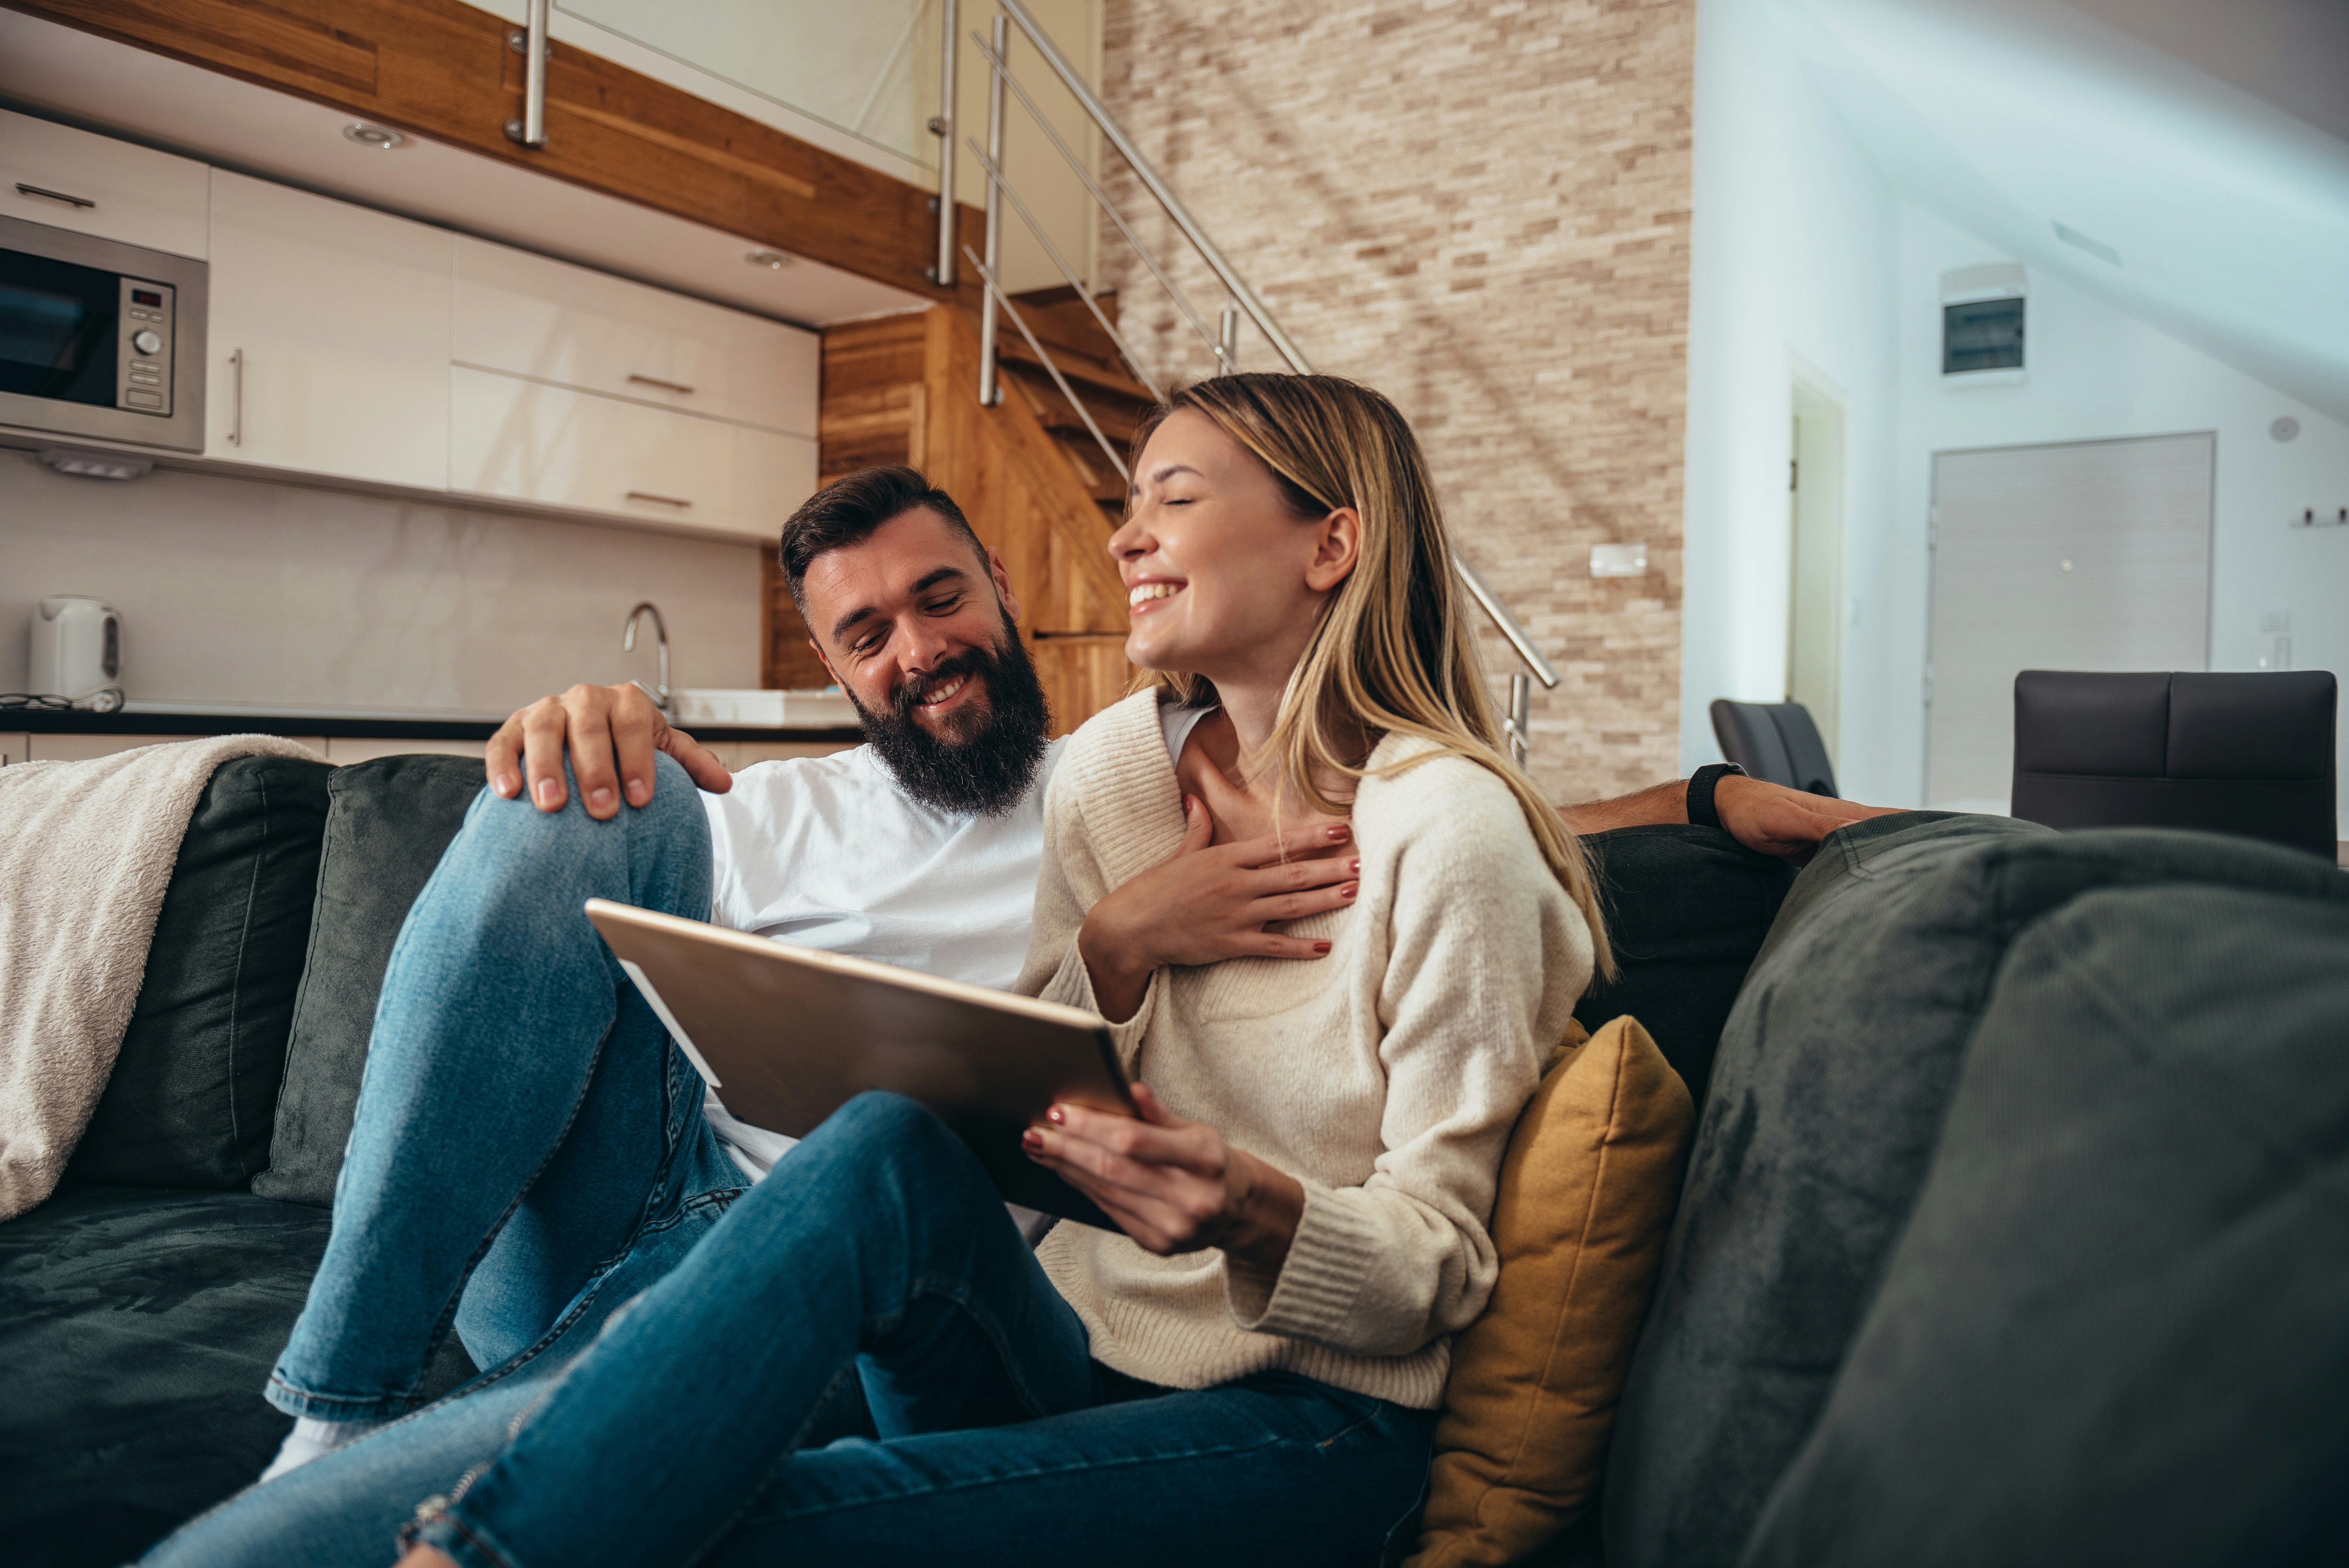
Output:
[
  {"xmin": 0, "ymin": 108, "xmax": 209, "ymax": 259},
  {"xmin": 204, "ymin": 170, "xmax": 451, "ymax": 489},
  {"xmin": 448, "ymin": 365, "xmax": 814, "ymax": 541},
  {"xmin": 453, "ymin": 237, "xmax": 816, "ymax": 437}
]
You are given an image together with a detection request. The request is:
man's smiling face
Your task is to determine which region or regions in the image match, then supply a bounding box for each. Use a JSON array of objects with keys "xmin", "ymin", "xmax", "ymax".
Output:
[
  {"xmin": 799, "ymin": 504, "xmax": 1053, "ymax": 816},
  {"xmin": 802, "ymin": 505, "xmax": 1021, "ymax": 737}
]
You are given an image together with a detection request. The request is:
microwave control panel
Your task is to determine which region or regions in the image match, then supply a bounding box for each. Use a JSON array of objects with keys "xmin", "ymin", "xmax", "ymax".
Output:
[{"xmin": 115, "ymin": 276, "xmax": 174, "ymax": 417}]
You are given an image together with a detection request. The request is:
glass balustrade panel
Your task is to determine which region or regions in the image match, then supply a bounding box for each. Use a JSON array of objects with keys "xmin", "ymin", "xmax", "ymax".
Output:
[{"xmin": 560, "ymin": 0, "xmax": 939, "ymax": 167}]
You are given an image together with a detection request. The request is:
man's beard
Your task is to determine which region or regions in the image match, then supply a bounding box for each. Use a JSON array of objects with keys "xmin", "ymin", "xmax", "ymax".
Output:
[{"xmin": 848, "ymin": 615, "xmax": 1053, "ymax": 817}]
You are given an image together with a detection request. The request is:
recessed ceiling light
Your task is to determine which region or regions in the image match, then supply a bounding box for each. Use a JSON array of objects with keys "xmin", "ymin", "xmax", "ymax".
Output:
[
  {"xmin": 745, "ymin": 249, "xmax": 794, "ymax": 270},
  {"xmin": 343, "ymin": 122, "xmax": 407, "ymax": 151}
]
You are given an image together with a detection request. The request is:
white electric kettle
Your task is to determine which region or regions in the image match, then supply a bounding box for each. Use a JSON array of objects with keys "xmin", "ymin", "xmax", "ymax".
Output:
[{"xmin": 28, "ymin": 596, "xmax": 125, "ymax": 712}]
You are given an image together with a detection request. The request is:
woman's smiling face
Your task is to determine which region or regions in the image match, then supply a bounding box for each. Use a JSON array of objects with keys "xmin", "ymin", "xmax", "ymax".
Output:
[{"xmin": 1110, "ymin": 409, "xmax": 1353, "ymax": 688}]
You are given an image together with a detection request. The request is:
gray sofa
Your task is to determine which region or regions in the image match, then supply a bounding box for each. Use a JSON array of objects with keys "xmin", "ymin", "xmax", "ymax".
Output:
[{"xmin": 2, "ymin": 754, "xmax": 2342, "ymax": 1567}]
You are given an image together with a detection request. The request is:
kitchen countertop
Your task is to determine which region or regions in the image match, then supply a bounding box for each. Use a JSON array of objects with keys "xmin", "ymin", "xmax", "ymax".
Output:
[{"xmin": 1, "ymin": 702, "xmax": 858, "ymax": 743}]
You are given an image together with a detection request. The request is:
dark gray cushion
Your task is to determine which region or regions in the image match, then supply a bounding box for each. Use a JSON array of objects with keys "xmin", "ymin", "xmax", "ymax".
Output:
[
  {"xmin": 0, "ymin": 1186, "xmax": 473, "ymax": 1567},
  {"xmin": 1574, "ymin": 824, "xmax": 1795, "ymax": 1110},
  {"xmin": 251, "ymin": 755, "xmax": 486, "ymax": 1206},
  {"xmin": 1740, "ymin": 879, "xmax": 2349, "ymax": 1567},
  {"xmin": 63, "ymin": 755, "xmax": 332, "ymax": 1190},
  {"xmin": 1601, "ymin": 813, "xmax": 2349, "ymax": 1568}
]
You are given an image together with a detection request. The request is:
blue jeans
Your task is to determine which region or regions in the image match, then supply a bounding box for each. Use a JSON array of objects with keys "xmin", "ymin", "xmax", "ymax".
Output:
[
  {"xmin": 145, "ymin": 752, "xmax": 769, "ymax": 1566},
  {"xmin": 408, "ymin": 1092, "xmax": 1436, "ymax": 1568},
  {"xmin": 146, "ymin": 761, "xmax": 1433, "ymax": 1565},
  {"xmin": 272, "ymin": 751, "xmax": 746, "ymax": 1421}
]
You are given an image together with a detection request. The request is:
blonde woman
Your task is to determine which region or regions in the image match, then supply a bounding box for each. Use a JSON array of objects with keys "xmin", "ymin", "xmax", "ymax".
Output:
[{"xmin": 380, "ymin": 375, "xmax": 1605, "ymax": 1568}]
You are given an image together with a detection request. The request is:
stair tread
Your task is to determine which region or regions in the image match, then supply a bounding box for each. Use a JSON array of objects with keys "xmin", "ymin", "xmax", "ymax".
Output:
[
  {"xmin": 1007, "ymin": 376, "xmax": 1143, "ymax": 445},
  {"xmin": 995, "ymin": 335, "xmax": 1157, "ymax": 404}
]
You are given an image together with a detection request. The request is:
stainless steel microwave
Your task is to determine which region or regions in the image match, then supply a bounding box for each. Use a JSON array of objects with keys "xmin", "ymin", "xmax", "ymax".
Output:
[{"xmin": 0, "ymin": 212, "xmax": 207, "ymax": 452}]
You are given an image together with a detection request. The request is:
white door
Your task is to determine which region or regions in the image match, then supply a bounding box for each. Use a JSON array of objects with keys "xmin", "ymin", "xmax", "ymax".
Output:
[
  {"xmin": 1925, "ymin": 433, "xmax": 2213, "ymax": 809},
  {"xmin": 205, "ymin": 170, "xmax": 451, "ymax": 488},
  {"xmin": 1788, "ymin": 384, "xmax": 1846, "ymax": 759}
]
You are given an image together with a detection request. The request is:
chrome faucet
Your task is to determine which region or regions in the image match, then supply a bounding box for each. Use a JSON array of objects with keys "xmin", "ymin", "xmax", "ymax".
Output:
[{"xmin": 622, "ymin": 601, "xmax": 669, "ymax": 712}]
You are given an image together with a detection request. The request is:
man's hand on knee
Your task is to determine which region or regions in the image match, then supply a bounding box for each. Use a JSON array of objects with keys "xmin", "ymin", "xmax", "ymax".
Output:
[
  {"xmin": 1714, "ymin": 774, "xmax": 1899, "ymax": 861},
  {"xmin": 486, "ymin": 683, "xmax": 734, "ymax": 818}
]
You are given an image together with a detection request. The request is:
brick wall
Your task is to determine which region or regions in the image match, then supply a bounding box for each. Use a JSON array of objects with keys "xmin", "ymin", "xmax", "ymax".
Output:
[{"xmin": 1095, "ymin": 0, "xmax": 1694, "ymax": 801}]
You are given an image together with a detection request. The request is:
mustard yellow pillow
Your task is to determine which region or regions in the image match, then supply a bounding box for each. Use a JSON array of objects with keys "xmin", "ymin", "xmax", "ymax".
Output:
[{"xmin": 1407, "ymin": 1016, "xmax": 1694, "ymax": 1568}]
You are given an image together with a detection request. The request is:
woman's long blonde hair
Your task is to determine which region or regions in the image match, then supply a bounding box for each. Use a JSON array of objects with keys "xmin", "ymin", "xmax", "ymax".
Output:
[{"xmin": 1131, "ymin": 373, "xmax": 1613, "ymax": 982}]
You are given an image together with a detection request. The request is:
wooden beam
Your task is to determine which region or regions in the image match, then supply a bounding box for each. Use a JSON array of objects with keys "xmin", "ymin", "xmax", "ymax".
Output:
[{"xmin": 3, "ymin": 0, "xmax": 987, "ymax": 306}]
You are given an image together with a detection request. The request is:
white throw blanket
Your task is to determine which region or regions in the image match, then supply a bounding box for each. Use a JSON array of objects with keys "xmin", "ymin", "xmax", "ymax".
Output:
[{"xmin": 0, "ymin": 734, "xmax": 326, "ymax": 1221}]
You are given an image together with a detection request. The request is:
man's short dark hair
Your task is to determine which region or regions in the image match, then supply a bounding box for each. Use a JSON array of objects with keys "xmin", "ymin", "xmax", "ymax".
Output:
[{"xmin": 778, "ymin": 467, "xmax": 987, "ymax": 620}]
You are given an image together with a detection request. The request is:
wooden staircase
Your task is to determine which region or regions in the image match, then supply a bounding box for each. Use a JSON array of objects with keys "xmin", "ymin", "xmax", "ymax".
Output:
[{"xmin": 990, "ymin": 287, "xmax": 1157, "ymax": 526}]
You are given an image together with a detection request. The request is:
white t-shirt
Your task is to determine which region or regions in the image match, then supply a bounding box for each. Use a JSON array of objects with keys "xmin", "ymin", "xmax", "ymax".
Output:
[{"xmin": 694, "ymin": 738, "xmax": 1066, "ymax": 1179}]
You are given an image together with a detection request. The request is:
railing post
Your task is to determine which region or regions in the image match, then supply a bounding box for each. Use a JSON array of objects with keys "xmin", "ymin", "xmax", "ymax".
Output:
[
  {"xmin": 504, "ymin": 0, "xmax": 551, "ymax": 148},
  {"xmin": 1217, "ymin": 302, "xmax": 1239, "ymax": 374},
  {"xmin": 977, "ymin": 12, "xmax": 1008, "ymax": 408},
  {"xmin": 1506, "ymin": 671, "xmax": 1531, "ymax": 767},
  {"xmin": 929, "ymin": 0, "xmax": 958, "ymax": 287}
]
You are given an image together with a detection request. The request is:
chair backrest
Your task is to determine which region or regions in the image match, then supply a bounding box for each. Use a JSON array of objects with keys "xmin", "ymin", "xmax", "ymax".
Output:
[
  {"xmin": 2010, "ymin": 670, "xmax": 2339, "ymax": 859},
  {"xmin": 1708, "ymin": 700, "xmax": 1839, "ymax": 797}
]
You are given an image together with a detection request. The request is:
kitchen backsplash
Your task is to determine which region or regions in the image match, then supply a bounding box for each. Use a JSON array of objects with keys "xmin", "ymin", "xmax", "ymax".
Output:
[{"xmin": 0, "ymin": 453, "xmax": 761, "ymax": 713}]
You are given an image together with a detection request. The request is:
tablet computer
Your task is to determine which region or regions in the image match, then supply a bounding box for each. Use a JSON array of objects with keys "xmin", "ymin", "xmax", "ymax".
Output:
[{"xmin": 585, "ymin": 899, "xmax": 1132, "ymax": 1228}]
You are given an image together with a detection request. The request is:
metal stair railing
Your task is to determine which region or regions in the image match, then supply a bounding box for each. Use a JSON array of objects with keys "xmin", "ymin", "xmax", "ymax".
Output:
[{"xmin": 933, "ymin": 0, "xmax": 1560, "ymax": 762}]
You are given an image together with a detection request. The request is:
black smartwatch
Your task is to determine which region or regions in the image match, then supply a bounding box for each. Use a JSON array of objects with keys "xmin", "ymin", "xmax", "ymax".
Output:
[{"xmin": 1686, "ymin": 762, "xmax": 1747, "ymax": 832}]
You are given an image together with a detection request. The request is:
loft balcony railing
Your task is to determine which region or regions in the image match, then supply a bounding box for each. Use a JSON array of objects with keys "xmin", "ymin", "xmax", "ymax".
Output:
[{"xmin": 936, "ymin": 0, "xmax": 1562, "ymax": 762}]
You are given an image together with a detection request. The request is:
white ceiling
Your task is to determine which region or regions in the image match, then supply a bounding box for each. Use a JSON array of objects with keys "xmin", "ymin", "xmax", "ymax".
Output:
[
  {"xmin": 1769, "ymin": 0, "xmax": 2349, "ymax": 424},
  {"xmin": 0, "ymin": 11, "xmax": 929, "ymax": 329}
]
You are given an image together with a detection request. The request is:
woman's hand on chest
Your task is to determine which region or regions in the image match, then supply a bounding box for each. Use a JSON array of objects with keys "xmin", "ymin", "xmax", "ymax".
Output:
[{"xmin": 1076, "ymin": 797, "xmax": 1361, "ymax": 1021}]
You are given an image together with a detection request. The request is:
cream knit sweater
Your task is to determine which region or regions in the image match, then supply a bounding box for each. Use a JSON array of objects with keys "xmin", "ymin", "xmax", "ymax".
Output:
[{"xmin": 1014, "ymin": 690, "xmax": 1592, "ymax": 1409}]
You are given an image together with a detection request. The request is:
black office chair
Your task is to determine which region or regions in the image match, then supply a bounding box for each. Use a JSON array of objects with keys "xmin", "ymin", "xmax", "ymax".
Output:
[
  {"xmin": 2011, "ymin": 670, "xmax": 2338, "ymax": 860},
  {"xmin": 1709, "ymin": 700, "xmax": 1839, "ymax": 796}
]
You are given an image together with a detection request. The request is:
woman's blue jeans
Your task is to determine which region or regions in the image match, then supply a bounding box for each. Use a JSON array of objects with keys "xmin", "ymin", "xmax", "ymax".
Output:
[
  {"xmin": 405, "ymin": 1092, "xmax": 1437, "ymax": 1568},
  {"xmin": 144, "ymin": 757, "xmax": 1434, "ymax": 1565}
]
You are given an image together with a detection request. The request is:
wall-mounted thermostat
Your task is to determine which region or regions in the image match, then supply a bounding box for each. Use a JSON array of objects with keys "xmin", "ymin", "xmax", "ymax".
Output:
[{"xmin": 1941, "ymin": 263, "xmax": 2026, "ymax": 387}]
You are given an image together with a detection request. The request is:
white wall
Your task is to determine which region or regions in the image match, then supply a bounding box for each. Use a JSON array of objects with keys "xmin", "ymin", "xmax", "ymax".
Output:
[
  {"xmin": 1688, "ymin": 0, "xmax": 2349, "ymax": 830},
  {"xmin": 1680, "ymin": 0, "xmax": 1903, "ymax": 797},
  {"xmin": 0, "ymin": 457, "xmax": 761, "ymax": 716},
  {"xmin": 1873, "ymin": 202, "xmax": 2349, "ymax": 820}
]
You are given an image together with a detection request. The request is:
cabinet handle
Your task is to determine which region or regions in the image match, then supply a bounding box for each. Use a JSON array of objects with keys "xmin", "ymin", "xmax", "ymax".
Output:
[
  {"xmin": 15, "ymin": 182, "xmax": 95, "ymax": 209},
  {"xmin": 228, "ymin": 349, "xmax": 244, "ymax": 447},
  {"xmin": 627, "ymin": 374, "xmax": 695, "ymax": 395},
  {"xmin": 626, "ymin": 490, "xmax": 692, "ymax": 508}
]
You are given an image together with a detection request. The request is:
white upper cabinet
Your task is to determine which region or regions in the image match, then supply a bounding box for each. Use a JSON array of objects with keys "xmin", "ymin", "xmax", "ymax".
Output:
[
  {"xmin": 453, "ymin": 237, "xmax": 817, "ymax": 437},
  {"xmin": 205, "ymin": 170, "xmax": 451, "ymax": 489},
  {"xmin": 449, "ymin": 365, "xmax": 814, "ymax": 542},
  {"xmin": 0, "ymin": 108, "xmax": 209, "ymax": 258}
]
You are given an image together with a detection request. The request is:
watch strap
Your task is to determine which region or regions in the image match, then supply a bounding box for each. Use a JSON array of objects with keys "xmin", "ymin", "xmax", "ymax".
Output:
[{"xmin": 1687, "ymin": 762, "xmax": 1747, "ymax": 831}]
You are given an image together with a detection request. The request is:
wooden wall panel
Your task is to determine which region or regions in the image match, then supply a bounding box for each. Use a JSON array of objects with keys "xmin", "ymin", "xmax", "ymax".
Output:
[{"xmin": 6, "ymin": 0, "xmax": 987, "ymax": 306}]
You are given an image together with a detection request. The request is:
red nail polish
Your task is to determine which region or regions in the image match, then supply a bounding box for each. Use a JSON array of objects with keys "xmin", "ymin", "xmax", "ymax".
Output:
[
  {"xmin": 1046, "ymin": 1106, "xmax": 1066, "ymax": 1124},
  {"xmin": 1341, "ymin": 882, "xmax": 1358, "ymax": 899},
  {"xmin": 1325, "ymin": 824, "xmax": 1350, "ymax": 841},
  {"xmin": 1349, "ymin": 859, "xmax": 1360, "ymax": 873},
  {"xmin": 1314, "ymin": 941, "xmax": 1332, "ymax": 955},
  {"xmin": 1022, "ymin": 1127, "xmax": 1043, "ymax": 1146}
]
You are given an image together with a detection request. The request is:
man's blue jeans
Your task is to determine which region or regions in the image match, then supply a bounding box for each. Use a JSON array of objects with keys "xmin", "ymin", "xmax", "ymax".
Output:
[{"xmin": 269, "ymin": 751, "xmax": 745, "ymax": 1423}]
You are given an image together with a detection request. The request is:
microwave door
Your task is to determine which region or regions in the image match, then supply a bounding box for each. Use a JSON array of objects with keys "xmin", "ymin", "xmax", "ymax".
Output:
[
  {"xmin": 0, "ymin": 215, "xmax": 206, "ymax": 453},
  {"xmin": 0, "ymin": 249, "xmax": 122, "ymax": 408}
]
